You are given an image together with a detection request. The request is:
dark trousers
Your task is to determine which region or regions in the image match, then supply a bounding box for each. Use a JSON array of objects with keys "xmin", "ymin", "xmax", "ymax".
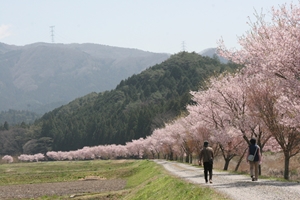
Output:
[{"xmin": 203, "ymin": 162, "xmax": 213, "ymax": 182}]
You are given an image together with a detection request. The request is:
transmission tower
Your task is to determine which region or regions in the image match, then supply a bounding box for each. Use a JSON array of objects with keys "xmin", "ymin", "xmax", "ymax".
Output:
[{"xmin": 50, "ymin": 26, "xmax": 55, "ymax": 43}]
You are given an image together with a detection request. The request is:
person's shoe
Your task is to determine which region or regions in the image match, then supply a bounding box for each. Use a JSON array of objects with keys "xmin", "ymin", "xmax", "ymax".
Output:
[
  {"xmin": 252, "ymin": 177, "xmax": 255, "ymax": 181},
  {"xmin": 209, "ymin": 180, "xmax": 213, "ymax": 184}
]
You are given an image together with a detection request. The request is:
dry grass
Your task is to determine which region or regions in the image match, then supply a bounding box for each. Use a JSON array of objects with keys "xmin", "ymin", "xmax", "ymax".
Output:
[{"xmin": 212, "ymin": 152, "xmax": 300, "ymax": 181}]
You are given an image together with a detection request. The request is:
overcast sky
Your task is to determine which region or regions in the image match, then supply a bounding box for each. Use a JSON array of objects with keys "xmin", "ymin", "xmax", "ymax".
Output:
[{"xmin": 0, "ymin": 0, "xmax": 291, "ymax": 54}]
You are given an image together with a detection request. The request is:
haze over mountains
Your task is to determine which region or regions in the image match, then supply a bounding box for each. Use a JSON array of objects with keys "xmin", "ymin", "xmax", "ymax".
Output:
[
  {"xmin": 0, "ymin": 43, "xmax": 170, "ymax": 114},
  {"xmin": 199, "ymin": 48, "xmax": 228, "ymax": 64}
]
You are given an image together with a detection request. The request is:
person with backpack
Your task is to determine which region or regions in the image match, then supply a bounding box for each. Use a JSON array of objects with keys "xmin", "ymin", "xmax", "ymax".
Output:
[
  {"xmin": 198, "ymin": 140, "xmax": 214, "ymax": 183},
  {"xmin": 246, "ymin": 138, "xmax": 262, "ymax": 181}
]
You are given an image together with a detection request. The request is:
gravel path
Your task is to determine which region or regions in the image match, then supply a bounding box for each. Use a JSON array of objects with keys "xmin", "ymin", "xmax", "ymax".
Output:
[{"xmin": 154, "ymin": 160, "xmax": 300, "ymax": 200}]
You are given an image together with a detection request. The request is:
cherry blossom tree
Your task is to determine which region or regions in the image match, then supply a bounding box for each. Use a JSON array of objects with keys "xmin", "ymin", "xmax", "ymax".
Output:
[
  {"xmin": 187, "ymin": 85, "xmax": 246, "ymax": 170},
  {"xmin": 154, "ymin": 123, "xmax": 179, "ymax": 160},
  {"xmin": 210, "ymin": 73, "xmax": 276, "ymax": 173},
  {"xmin": 142, "ymin": 135, "xmax": 158, "ymax": 159},
  {"xmin": 163, "ymin": 118, "xmax": 195, "ymax": 163},
  {"xmin": 46, "ymin": 151, "xmax": 68, "ymax": 161},
  {"xmin": 193, "ymin": 125, "xmax": 214, "ymax": 155},
  {"xmin": 113, "ymin": 145, "xmax": 129, "ymax": 158},
  {"xmin": 143, "ymin": 132, "xmax": 164, "ymax": 159},
  {"xmin": 218, "ymin": 2, "xmax": 300, "ymax": 130},
  {"xmin": 176, "ymin": 115, "xmax": 215, "ymax": 164},
  {"xmin": 78, "ymin": 147, "xmax": 96, "ymax": 160},
  {"xmin": 218, "ymin": 2, "xmax": 300, "ymax": 179},
  {"xmin": 2, "ymin": 155, "xmax": 13, "ymax": 163},
  {"xmin": 18, "ymin": 153, "xmax": 45, "ymax": 162},
  {"xmin": 187, "ymin": 71, "xmax": 278, "ymax": 171},
  {"xmin": 126, "ymin": 138, "xmax": 146, "ymax": 159},
  {"xmin": 247, "ymin": 77, "xmax": 300, "ymax": 179}
]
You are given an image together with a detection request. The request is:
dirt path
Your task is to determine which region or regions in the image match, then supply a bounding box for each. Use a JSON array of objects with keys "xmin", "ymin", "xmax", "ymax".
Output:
[
  {"xmin": 0, "ymin": 179, "xmax": 126, "ymax": 199},
  {"xmin": 154, "ymin": 160, "xmax": 300, "ymax": 200}
]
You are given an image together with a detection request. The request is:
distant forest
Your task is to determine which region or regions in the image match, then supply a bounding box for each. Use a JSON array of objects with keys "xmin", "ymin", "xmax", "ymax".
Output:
[{"xmin": 0, "ymin": 52, "xmax": 242, "ymax": 155}]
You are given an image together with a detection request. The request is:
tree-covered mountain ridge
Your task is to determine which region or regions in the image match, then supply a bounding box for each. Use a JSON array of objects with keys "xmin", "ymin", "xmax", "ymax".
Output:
[
  {"xmin": 33, "ymin": 52, "xmax": 242, "ymax": 152},
  {"xmin": 0, "ymin": 42, "xmax": 169, "ymax": 114}
]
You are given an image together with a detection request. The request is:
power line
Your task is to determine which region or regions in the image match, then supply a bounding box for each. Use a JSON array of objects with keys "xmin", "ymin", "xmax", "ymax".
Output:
[
  {"xmin": 50, "ymin": 26, "xmax": 55, "ymax": 43},
  {"xmin": 181, "ymin": 41, "xmax": 186, "ymax": 52},
  {"xmin": 55, "ymin": 31, "xmax": 72, "ymax": 44}
]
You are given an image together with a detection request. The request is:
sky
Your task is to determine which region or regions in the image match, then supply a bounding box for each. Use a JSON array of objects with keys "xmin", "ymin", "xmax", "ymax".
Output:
[{"xmin": 0, "ymin": 0, "xmax": 292, "ymax": 54}]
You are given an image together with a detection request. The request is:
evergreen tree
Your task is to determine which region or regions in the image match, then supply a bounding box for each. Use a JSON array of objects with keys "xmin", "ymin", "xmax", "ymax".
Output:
[{"xmin": 31, "ymin": 52, "xmax": 242, "ymax": 151}]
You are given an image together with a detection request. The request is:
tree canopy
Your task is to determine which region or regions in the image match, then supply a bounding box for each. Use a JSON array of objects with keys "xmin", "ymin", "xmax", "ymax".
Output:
[{"xmin": 32, "ymin": 52, "xmax": 241, "ymax": 151}]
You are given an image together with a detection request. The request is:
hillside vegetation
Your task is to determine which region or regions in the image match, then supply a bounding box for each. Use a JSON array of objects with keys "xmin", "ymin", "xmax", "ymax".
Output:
[
  {"xmin": 0, "ymin": 42, "xmax": 169, "ymax": 114},
  {"xmin": 31, "ymin": 52, "xmax": 241, "ymax": 152}
]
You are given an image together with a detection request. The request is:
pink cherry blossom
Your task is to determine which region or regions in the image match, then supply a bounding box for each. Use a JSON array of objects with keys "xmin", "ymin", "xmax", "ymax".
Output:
[{"xmin": 2, "ymin": 155, "xmax": 13, "ymax": 163}]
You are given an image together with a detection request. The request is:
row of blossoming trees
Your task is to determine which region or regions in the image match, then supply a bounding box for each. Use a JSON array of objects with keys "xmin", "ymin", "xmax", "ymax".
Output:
[{"xmin": 2, "ymin": 3, "xmax": 300, "ymax": 180}]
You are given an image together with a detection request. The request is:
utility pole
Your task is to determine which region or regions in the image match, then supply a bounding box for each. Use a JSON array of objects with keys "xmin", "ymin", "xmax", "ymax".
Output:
[{"xmin": 50, "ymin": 26, "xmax": 55, "ymax": 43}]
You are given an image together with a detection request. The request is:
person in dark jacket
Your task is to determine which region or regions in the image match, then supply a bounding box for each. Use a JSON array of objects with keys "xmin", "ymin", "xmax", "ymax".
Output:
[
  {"xmin": 246, "ymin": 138, "xmax": 262, "ymax": 181},
  {"xmin": 199, "ymin": 140, "xmax": 214, "ymax": 183}
]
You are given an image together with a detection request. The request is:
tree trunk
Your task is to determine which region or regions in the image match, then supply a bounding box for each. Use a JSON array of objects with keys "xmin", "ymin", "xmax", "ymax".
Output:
[
  {"xmin": 151, "ymin": 151, "xmax": 155, "ymax": 159},
  {"xmin": 174, "ymin": 155, "xmax": 178, "ymax": 161},
  {"xmin": 163, "ymin": 154, "xmax": 167, "ymax": 160},
  {"xmin": 178, "ymin": 154, "xmax": 183, "ymax": 162},
  {"xmin": 185, "ymin": 154, "xmax": 189, "ymax": 163},
  {"xmin": 169, "ymin": 151, "xmax": 173, "ymax": 161},
  {"xmin": 284, "ymin": 152, "xmax": 290, "ymax": 180},
  {"xmin": 223, "ymin": 159, "xmax": 230, "ymax": 170},
  {"xmin": 235, "ymin": 148, "xmax": 247, "ymax": 171}
]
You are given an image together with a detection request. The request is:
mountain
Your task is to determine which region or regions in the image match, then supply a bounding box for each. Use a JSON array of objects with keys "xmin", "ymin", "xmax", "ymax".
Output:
[
  {"xmin": 200, "ymin": 48, "xmax": 228, "ymax": 64},
  {"xmin": 0, "ymin": 110, "xmax": 40, "ymax": 125},
  {"xmin": 29, "ymin": 52, "xmax": 242, "ymax": 152},
  {"xmin": 0, "ymin": 42, "xmax": 170, "ymax": 114}
]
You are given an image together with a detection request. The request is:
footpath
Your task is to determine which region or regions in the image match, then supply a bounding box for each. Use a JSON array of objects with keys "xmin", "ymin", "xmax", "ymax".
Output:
[{"xmin": 154, "ymin": 160, "xmax": 300, "ymax": 200}]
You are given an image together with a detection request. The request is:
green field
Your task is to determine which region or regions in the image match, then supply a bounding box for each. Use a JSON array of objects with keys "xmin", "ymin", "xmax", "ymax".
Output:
[{"xmin": 0, "ymin": 159, "xmax": 228, "ymax": 199}]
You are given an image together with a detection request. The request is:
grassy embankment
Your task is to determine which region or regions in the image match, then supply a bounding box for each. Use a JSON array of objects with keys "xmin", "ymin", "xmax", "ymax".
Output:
[{"xmin": 0, "ymin": 159, "xmax": 228, "ymax": 200}]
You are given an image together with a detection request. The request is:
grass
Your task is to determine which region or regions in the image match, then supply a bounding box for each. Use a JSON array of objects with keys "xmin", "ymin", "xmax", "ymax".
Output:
[
  {"xmin": 211, "ymin": 152, "xmax": 300, "ymax": 182},
  {"xmin": 0, "ymin": 159, "xmax": 228, "ymax": 199},
  {"xmin": 0, "ymin": 159, "xmax": 137, "ymax": 185},
  {"xmin": 123, "ymin": 160, "xmax": 227, "ymax": 200}
]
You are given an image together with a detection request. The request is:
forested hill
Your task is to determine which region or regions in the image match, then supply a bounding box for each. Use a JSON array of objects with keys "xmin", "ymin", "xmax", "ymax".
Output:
[
  {"xmin": 34, "ymin": 52, "xmax": 242, "ymax": 151},
  {"xmin": 0, "ymin": 42, "xmax": 169, "ymax": 114}
]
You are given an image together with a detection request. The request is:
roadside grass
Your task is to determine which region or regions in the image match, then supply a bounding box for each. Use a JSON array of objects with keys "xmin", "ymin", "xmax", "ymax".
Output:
[
  {"xmin": 123, "ymin": 160, "xmax": 228, "ymax": 200},
  {"xmin": 0, "ymin": 159, "xmax": 228, "ymax": 200}
]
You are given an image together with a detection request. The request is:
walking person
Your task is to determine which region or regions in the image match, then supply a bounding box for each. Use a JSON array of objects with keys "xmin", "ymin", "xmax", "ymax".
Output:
[
  {"xmin": 246, "ymin": 138, "xmax": 262, "ymax": 181},
  {"xmin": 198, "ymin": 140, "xmax": 214, "ymax": 183}
]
